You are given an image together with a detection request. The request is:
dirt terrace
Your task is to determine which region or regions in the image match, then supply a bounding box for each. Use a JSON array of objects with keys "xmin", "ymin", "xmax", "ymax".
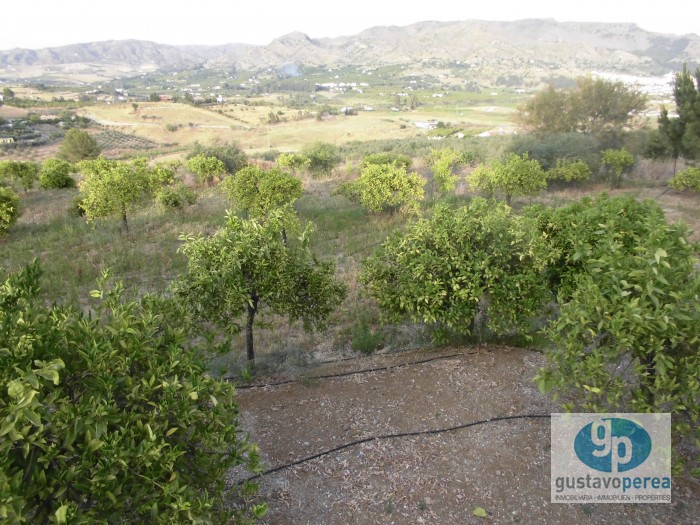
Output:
[{"xmin": 234, "ymin": 346, "xmax": 699, "ymax": 524}]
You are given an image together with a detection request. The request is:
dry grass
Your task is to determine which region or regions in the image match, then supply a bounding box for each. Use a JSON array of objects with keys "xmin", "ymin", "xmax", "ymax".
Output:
[{"xmin": 77, "ymin": 100, "xmax": 517, "ymax": 155}]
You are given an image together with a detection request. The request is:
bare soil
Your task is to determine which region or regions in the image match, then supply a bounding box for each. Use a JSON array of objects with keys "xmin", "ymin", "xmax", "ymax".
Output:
[{"xmin": 235, "ymin": 346, "xmax": 699, "ymax": 525}]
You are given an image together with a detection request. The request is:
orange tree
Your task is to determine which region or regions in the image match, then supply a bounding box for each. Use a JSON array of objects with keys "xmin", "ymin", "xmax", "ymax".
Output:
[{"xmin": 0, "ymin": 262, "xmax": 266, "ymax": 523}]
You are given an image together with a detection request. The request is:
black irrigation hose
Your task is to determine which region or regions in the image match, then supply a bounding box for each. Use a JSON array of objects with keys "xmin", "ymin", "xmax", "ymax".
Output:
[
  {"xmin": 238, "ymin": 413, "xmax": 552, "ymax": 485},
  {"xmin": 655, "ymin": 186, "xmax": 672, "ymax": 199},
  {"xmin": 231, "ymin": 352, "xmax": 473, "ymax": 390}
]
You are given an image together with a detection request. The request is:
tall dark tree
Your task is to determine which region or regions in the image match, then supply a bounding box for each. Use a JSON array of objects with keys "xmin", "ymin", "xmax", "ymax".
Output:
[
  {"xmin": 58, "ymin": 129, "xmax": 102, "ymax": 163},
  {"xmin": 517, "ymin": 77, "xmax": 646, "ymax": 137},
  {"xmin": 659, "ymin": 65, "xmax": 700, "ymax": 161},
  {"xmin": 657, "ymin": 108, "xmax": 686, "ymax": 174}
]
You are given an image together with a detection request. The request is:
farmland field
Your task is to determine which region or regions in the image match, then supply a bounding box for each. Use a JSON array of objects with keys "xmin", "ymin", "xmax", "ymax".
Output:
[{"xmin": 1, "ymin": 71, "xmax": 699, "ymax": 525}]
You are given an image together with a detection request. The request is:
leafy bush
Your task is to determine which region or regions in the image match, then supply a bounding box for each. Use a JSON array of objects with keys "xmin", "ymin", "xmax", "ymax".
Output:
[
  {"xmin": 601, "ymin": 148, "xmax": 634, "ymax": 189},
  {"xmin": 39, "ymin": 158, "xmax": 75, "ymax": 189},
  {"xmin": 427, "ymin": 147, "xmax": 467, "ymax": 194},
  {"xmin": 531, "ymin": 195, "xmax": 700, "ymax": 458},
  {"xmin": 0, "ymin": 186, "xmax": 21, "ymax": 235},
  {"xmin": 220, "ymin": 166, "xmax": 302, "ymax": 218},
  {"xmin": 0, "ymin": 160, "xmax": 39, "ymax": 191},
  {"xmin": 0, "ymin": 262, "xmax": 265, "ymax": 523},
  {"xmin": 362, "ymin": 199, "xmax": 550, "ymax": 342},
  {"xmin": 508, "ymin": 132, "xmax": 600, "ymax": 171},
  {"xmin": 361, "ymin": 152, "xmax": 412, "ymax": 171},
  {"xmin": 155, "ymin": 182, "xmax": 197, "ymax": 211},
  {"xmin": 186, "ymin": 154, "xmax": 227, "ymax": 185},
  {"xmin": 259, "ymin": 149, "xmax": 281, "ymax": 162},
  {"xmin": 469, "ymin": 153, "xmax": 547, "ymax": 205},
  {"xmin": 351, "ymin": 317, "xmax": 383, "ymax": 354},
  {"xmin": 68, "ymin": 195, "xmax": 86, "ymax": 218},
  {"xmin": 186, "ymin": 140, "xmax": 248, "ymax": 175},
  {"xmin": 332, "ymin": 180, "xmax": 361, "ymax": 204},
  {"xmin": 78, "ymin": 157, "xmax": 155, "ymax": 232},
  {"xmin": 302, "ymin": 142, "xmax": 341, "ymax": 178},
  {"xmin": 277, "ymin": 153, "xmax": 310, "ymax": 175},
  {"xmin": 669, "ymin": 166, "xmax": 700, "ymax": 192},
  {"xmin": 353, "ymin": 162, "xmax": 425, "ymax": 215},
  {"xmin": 546, "ymin": 159, "xmax": 591, "ymax": 183},
  {"xmin": 57, "ymin": 129, "xmax": 101, "ymax": 163}
]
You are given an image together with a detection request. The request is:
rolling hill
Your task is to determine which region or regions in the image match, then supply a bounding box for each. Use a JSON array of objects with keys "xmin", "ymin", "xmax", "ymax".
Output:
[{"xmin": 0, "ymin": 19, "xmax": 698, "ymax": 83}]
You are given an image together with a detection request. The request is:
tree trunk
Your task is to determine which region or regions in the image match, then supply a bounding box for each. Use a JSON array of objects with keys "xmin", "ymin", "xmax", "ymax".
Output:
[
  {"xmin": 121, "ymin": 209, "xmax": 129, "ymax": 233},
  {"xmin": 281, "ymin": 228, "xmax": 288, "ymax": 248},
  {"xmin": 245, "ymin": 294, "xmax": 259, "ymax": 362},
  {"xmin": 672, "ymin": 156, "xmax": 678, "ymax": 177},
  {"xmin": 505, "ymin": 194, "xmax": 512, "ymax": 206},
  {"xmin": 640, "ymin": 350, "xmax": 656, "ymax": 406}
]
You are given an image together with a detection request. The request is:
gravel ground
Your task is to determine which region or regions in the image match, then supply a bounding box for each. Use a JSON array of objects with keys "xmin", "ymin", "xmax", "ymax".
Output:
[{"xmin": 234, "ymin": 345, "xmax": 700, "ymax": 525}]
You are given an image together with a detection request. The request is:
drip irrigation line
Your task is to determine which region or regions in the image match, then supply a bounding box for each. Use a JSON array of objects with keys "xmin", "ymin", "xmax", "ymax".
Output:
[
  {"xmin": 231, "ymin": 351, "xmax": 473, "ymax": 390},
  {"xmin": 238, "ymin": 413, "xmax": 552, "ymax": 485},
  {"xmin": 340, "ymin": 238, "xmax": 388, "ymax": 258},
  {"xmin": 315, "ymin": 355, "xmax": 363, "ymax": 365},
  {"xmin": 655, "ymin": 186, "xmax": 672, "ymax": 199}
]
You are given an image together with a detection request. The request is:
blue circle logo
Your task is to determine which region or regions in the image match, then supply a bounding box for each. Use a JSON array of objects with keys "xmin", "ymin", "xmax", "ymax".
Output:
[{"xmin": 574, "ymin": 418, "xmax": 652, "ymax": 473}]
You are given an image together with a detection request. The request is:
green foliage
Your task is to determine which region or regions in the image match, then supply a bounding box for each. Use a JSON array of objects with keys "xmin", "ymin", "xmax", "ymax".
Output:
[
  {"xmin": 517, "ymin": 77, "xmax": 646, "ymax": 135},
  {"xmin": 547, "ymin": 159, "xmax": 591, "ymax": 183},
  {"xmin": 658, "ymin": 66, "xmax": 700, "ymax": 160},
  {"xmin": 0, "ymin": 186, "xmax": 21, "ymax": 236},
  {"xmin": 57, "ymin": 129, "xmax": 101, "ymax": 163},
  {"xmin": 642, "ymin": 129, "xmax": 670, "ymax": 159},
  {"xmin": 302, "ymin": 142, "xmax": 341, "ymax": 178},
  {"xmin": 469, "ymin": 153, "xmax": 547, "ymax": 205},
  {"xmin": 516, "ymin": 85, "xmax": 575, "ymax": 134},
  {"xmin": 149, "ymin": 92, "xmax": 160, "ymax": 102},
  {"xmin": 669, "ymin": 166, "xmax": 700, "ymax": 192},
  {"xmin": 154, "ymin": 182, "xmax": 197, "ymax": 211},
  {"xmin": 174, "ymin": 211, "xmax": 347, "ymax": 362},
  {"xmin": 2, "ymin": 87, "xmax": 15, "ymax": 100},
  {"xmin": 68, "ymin": 195, "xmax": 86, "ymax": 218},
  {"xmin": 259, "ymin": 149, "xmax": 281, "ymax": 162},
  {"xmin": 277, "ymin": 153, "xmax": 310, "ymax": 174},
  {"xmin": 427, "ymin": 147, "xmax": 466, "ymax": 194},
  {"xmin": 77, "ymin": 157, "xmax": 156, "ymax": 232},
  {"xmin": 0, "ymin": 160, "xmax": 39, "ymax": 192},
  {"xmin": 186, "ymin": 154, "xmax": 227, "ymax": 185},
  {"xmin": 508, "ymin": 132, "xmax": 600, "ymax": 171},
  {"xmin": 39, "ymin": 159, "xmax": 75, "ymax": 189},
  {"xmin": 220, "ymin": 165, "xmax": 302, "ymax": 219},
  {"xmin": 186, "ymin": 140, "xmax": 248, "ymax": 175},
  {"xmin": 352, "ymin": 162, "xmax": 425, "ymax": 215},
  {"xmin": 332, "ymin": 180, "xmax": 362, "ymax": 205},
  {"xmin": 361, "ymin": 152, "xmax": 412, "ymax": 171},
  {"xmin": 351, "ymin": 317, "xmax": 383, "ymax": 354},
  {"xmin": 149, "ymin": 160, "xmax": 178, "ymax": 187},
  {"xmin": 601, "ymin": 148, "xmax": 634, "ymax": 189},
  {"xmin": 0, "ymin": 262, "xmax": 264, "ymax": 523},
  {"xmin": 361, "ymin": 199, "xmax": 550, "ymax": 342},
  {"xmin": 532, "ymin": 196, "xmax": 699, "ymax": 449}
]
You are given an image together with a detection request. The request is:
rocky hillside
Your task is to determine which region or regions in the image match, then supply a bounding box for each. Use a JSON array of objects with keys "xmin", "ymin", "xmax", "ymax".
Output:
[{"xmin": 1, "ymin": 19, "xmax": 698, "ymax": 81}]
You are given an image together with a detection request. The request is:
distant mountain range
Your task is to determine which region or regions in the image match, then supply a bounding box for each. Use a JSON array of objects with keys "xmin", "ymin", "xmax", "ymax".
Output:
[{"xmin": 1, "ymin": 19, "xmax": 698, "ymax": 83}]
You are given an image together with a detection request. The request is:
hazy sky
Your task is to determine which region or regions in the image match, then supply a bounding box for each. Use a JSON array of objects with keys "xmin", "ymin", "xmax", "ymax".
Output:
[{"xmin": 2, "ymin": 0, "xmax": 698, "ymax": 50}]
